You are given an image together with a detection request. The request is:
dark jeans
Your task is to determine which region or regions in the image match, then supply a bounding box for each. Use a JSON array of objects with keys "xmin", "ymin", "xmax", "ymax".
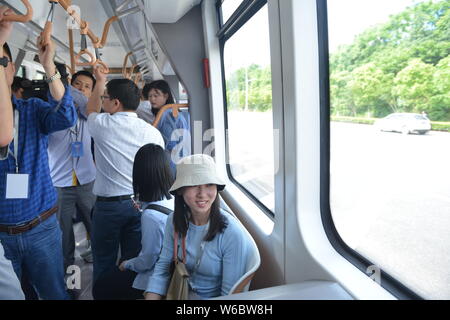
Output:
[
  {"xmin": 0, "ymin": 214, "xmax": 69, "ymax": 300},
  {"xmin": 92, "ymin": 266, "xmax": 143, "ymax": 300},
  {"xmin": 91, "ymin": 199, "xmax": 141, "ymax": 284}
]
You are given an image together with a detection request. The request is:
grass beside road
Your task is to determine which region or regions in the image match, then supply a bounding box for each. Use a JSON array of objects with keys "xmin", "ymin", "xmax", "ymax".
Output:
[{"xmin": 331, "ymin": 116, "xmax": 450, "ymax": 132}]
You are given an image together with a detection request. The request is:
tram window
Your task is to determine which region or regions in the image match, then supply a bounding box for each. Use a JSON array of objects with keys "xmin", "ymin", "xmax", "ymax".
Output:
[
  {"xmin": 222, "ymin": 4, "xmax": 275, "ymax": 213},
  {"xmin": 220, "ymin": 0, "xmax": 244, "ymax": 25},
  {"xmin": 327, "ymin": 0, "xmax": 450, "ymax": 299}
]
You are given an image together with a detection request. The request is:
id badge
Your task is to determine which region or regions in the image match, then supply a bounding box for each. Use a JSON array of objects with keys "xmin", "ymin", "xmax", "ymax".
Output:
[
  {"xmin": 71, "ymin": 142, "xmax": 84, "ymax": 158},
  {"xmin": 6, "ymin": 174, "xmax": 29, "ymax": 199}
]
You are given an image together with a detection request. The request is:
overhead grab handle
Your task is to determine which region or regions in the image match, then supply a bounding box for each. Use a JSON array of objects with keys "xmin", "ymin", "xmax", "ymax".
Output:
[
  {"xmin": 2, "ymin": 0, "xmax": 33, "ymax": 22},
  {"xmin": 122, "ymin": 52, "xmax": 132, "ymax": 78},
  {"xmin": 75, "ymin": 49, "xmax": 96, "ymax": 67}
]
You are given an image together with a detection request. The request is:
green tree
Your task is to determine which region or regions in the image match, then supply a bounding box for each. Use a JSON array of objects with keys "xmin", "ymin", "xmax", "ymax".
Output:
[{"xmin": 393, "ymin": 58, "xmax": 436, "ymax": 112}]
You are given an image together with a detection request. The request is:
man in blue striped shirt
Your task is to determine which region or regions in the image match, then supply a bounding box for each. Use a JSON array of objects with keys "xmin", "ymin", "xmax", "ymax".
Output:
[{"xmin": 0, "ymin": 14, "xmax": 76, "ymax": 299}]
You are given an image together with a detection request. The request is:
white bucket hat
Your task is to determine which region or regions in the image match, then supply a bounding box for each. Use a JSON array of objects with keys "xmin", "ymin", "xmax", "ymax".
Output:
[{"xmin": 169, "ymin": 154, "xmax": 226, "ymax": 195}]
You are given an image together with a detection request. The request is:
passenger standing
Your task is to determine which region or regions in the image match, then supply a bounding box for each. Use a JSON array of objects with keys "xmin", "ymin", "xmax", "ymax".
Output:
[
  {"xmin": 136, "ymin": 83, "xmax": 155, "ymax": 124},
  {"xmin": 92, "ymin": 143, "xmax": 173, "ymax": 300},
  {"xmin": 147, "ymin": 80, "xmax": 191, "ymax": 170},
  {"xmin": 47, "ymin": 70, "xmax": 97, "ymax": 271},
  {"xmin": 86, "ymin": 67, "xmax": 164, "ymax": 285},
  {"xmin": 0, "ymin": 9, "xmax": 76, "ymax": 300}
]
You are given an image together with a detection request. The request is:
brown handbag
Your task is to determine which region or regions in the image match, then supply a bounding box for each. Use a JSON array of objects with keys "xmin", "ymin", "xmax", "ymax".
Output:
[{"xmin": 166, "ymin": 231, "xmax": 190, "ymax": 300}]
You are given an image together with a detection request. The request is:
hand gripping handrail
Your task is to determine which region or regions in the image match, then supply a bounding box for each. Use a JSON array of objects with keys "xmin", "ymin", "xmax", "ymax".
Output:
[
  {"xmin": 153, "ymin": 104, "xmax": 189, "ymax": 128},
  {"xmin": 3, "ymin": 0, "xmax": 33, "ymax": 22},
  {"xmin": 39, "ymin": 21, "xmax": 53, "ymax": 47},
  {"xmin": 94, "ymin": 59, "xmax": 109, "ymax": 74}
]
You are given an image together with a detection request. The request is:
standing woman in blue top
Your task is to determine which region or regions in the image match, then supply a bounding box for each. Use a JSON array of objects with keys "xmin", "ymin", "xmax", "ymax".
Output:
[
  {"xmin": 145, "ymin": 154, "xmax": 254, "ymax": 299},
  {"xmin": 146, "ymin": 80, "xmax": 191, "ymax": 171},
  {"xmin": 0, "ymin": 6, "xmax": 76, "ymax": 300}
]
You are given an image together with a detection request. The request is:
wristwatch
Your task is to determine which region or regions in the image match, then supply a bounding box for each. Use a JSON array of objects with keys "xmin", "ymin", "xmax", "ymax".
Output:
[
  {"xmin": 45, "ymin": 70, "xmax": 61, "ymax": 83},
  {"xmin": 0, "ymin": 56, "xmax": 9, "ymax": 67}
]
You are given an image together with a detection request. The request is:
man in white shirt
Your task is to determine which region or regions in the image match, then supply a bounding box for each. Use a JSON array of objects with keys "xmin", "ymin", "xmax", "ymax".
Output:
[{"xmin": 86, "ymin": 67, "xmax": 164, "ymax": 285}]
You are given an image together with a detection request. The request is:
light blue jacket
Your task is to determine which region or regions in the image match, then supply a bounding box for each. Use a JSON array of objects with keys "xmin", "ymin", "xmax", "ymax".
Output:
[
  {"xmin": 124, "ymin": 198, "xmax": 173, "ymax": 290},
  {"xmin": 146, "ymin": 210, "xmax": 253, "ymax": 298}
]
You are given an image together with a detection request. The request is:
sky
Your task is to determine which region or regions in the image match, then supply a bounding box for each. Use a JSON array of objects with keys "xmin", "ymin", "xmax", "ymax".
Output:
[
  {"xmin": 223, "ymin": 0, "xmax": 419, "ymax": 73},
  {"xmin": 327, "ymin": 0, "xmax": 417, "ymax": 52}
]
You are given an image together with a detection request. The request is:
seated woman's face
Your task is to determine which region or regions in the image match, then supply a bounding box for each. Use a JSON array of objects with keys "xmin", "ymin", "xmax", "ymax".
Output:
[
  {"xmin": 148, "ymin": 88, "xmax": 169, "ymax": 110},
  {"xmin": 182, "ymin": 184, "xmax": 218, "ymax": 216}
]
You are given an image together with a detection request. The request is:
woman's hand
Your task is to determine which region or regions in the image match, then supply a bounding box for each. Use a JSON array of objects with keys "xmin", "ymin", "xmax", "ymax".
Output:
[
  {"xmin": 118, "ymin": 260, "xmax": 127, "ymax": 272},
  {"xmin": 144, "ymin": 292, "xmax": 163, "ymax": 300}
]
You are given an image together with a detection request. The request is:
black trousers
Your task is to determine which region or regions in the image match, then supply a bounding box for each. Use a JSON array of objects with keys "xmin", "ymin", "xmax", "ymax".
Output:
[{"xmin": 92, "ymin": 266, "xmax": 143, "ymax": 300}]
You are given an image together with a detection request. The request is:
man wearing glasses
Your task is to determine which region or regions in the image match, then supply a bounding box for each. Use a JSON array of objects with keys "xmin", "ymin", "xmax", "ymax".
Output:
[{"xmin": 86, "ymin": 66, "xmax": 164, "ymax": 290}]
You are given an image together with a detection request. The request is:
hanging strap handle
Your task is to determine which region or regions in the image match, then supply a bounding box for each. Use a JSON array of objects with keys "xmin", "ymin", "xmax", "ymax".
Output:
[{"xmin": 2, "ymin": 0, "xmax": 33, "ymax": 23}]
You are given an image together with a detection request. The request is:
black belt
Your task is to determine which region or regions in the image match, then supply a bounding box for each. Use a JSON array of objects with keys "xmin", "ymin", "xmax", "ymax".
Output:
[{"xmin": 96, "ymin": 195, "xmax": 133, "ymax": 202}]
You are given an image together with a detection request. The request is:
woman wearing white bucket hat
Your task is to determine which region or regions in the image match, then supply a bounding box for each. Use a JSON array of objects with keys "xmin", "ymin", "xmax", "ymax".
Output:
[{"xmin": 144, "ymin": 154, "xmax": 254, "ymax": 299}]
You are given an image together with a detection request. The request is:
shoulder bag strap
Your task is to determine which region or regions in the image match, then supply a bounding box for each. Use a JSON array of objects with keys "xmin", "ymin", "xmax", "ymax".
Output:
[{"xmin": 144, "ymin": 203, "xmax": 173, "ymax": 215}]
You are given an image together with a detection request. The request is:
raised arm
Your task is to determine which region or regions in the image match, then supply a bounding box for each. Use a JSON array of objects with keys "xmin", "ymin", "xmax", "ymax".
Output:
[
  {"xmin": 87, "ymin": 65, "xmax": 107, "ymax": 116},
  {"xmin": 36, "ymin": 35, "xmax": 64, "ymax": 101},
  {"xmin": 0, "ymin": 7, "xmax": 14, "ymax": 147}
]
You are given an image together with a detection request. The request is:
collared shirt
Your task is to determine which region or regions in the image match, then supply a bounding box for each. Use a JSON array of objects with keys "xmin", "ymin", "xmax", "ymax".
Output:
[
  {"xmin": 0, "ymin": 88, "xmax": 76, "ymax": 224},
  {"xmin": 87, "ymin": 112, "xmax": 164, "ymax": 197},
  {"xmin": 157, "ymin": 109, "xmax": 191, "ymax": 169},
  {"xmin": 136, "ymin": 101, "xmax": 155, "ymax": 124},
  {"xmin": 48, "ymin": 87, "xmax": 96, "ymax": 187},
  {"xmin": 125, "ymin": 198, "xmax": 173, "ymax": 290}
]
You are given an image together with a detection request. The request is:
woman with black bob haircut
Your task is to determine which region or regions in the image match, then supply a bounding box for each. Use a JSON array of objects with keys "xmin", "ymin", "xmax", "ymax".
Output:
[
  {"xmin": 144, "ymin": 154, "xmax": 254, "ymax": 299},
  {"xmin": 145, "ymin": 79, "xmax": 191, "ymax": 171},
  {"xmin": 93, "ymin": 143, "xmax": 174, "ymax": 300}
]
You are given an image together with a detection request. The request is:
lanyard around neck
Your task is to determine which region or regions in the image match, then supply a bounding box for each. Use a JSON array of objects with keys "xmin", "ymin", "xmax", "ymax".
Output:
[{"xmin": 8, "ymin": 109, "xmax": 20, "ymax": 173}]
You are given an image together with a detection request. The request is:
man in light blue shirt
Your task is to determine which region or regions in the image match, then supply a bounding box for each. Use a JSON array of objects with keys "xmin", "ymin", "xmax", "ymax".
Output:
[{"xmin": 48, "ymin": 71, "xmax": 97, "ymax": 271}]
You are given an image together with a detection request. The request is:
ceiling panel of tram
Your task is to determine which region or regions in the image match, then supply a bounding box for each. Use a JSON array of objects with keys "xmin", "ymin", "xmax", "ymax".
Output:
[{"xmin": 2, "ymin": 0, "xmax": 195, "ymax": 80}]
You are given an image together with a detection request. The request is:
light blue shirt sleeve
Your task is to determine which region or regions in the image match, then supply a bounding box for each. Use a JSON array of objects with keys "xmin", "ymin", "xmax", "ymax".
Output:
[
  {"xmin": 125, "ymin": 210, "xmax": 167, "ymax": 274},
  {"xmin": 219, "ymin": 216, "xmax": 253, "ymax": 296},
  {"xmin": 36, "ymin": 85, "xmax": 77, "ymax": 134},
  {"xmin": 0, "ymin": 242, "xmax": 25, "ymax": 300},
  {"xmin": 145, "ymin": 213, "xmax": 175, "ymax": 295}
]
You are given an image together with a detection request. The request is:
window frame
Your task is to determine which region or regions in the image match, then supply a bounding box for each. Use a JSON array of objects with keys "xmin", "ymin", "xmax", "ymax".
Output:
[
  {"xmin": 317, "ymin": 0, "xmax": 423, "ymax": 300},
  {"xmin": 217, "ymin": 0, "xmax": 275, "ymax": 218}
]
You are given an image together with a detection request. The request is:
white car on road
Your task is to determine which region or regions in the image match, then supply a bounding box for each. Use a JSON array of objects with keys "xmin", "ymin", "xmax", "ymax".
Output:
[{"xmin": 374, "ymin": 113, "xmax": 431, "ymax": 135}]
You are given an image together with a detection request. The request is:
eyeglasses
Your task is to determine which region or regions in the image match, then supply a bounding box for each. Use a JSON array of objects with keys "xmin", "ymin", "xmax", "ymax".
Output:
[{"xmin": 100, "ymin": 95, "xmax": 111, "ymax": 100}]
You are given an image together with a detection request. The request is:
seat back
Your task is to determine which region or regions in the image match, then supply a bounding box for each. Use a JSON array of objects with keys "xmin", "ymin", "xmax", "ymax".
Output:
[{"xmin": 229, "ymin": 224, "xmax": 261, "ymax": 294}]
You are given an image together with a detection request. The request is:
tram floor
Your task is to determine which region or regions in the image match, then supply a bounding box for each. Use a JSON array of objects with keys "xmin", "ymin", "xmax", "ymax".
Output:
[{"xmin": 72, "ymin": 222, "xmax": 94, "ymax": 300}]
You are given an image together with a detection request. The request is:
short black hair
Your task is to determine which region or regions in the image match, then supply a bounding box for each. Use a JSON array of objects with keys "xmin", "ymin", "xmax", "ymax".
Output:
[
  {"xmin": 133, "ymin": 143, "xmax": 174, "ymax": 202},
  {"xmin": 106, "ymin": 79, "xmax": 141, "ymax": 111},
  {"xmin": 71, "ymin": 70, "xmax": 96, "ymax": 88},
  {"xmin": 3, "ymin": 43, "xmax": 12, "ymax": 61},
  {"xmin": 145, "ymin": 79, "xmax": 175, "ymax": 104}
]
